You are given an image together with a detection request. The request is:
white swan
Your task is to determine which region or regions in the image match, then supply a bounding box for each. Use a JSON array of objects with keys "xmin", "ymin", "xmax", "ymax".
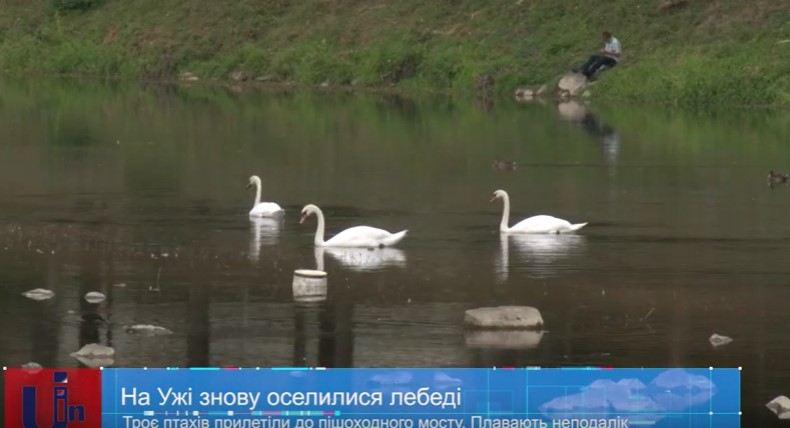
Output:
[
  {"xmin": 300, "ymin": 204, "xmax": 408, "ymax": 248},
  {"xmin": 247, "ymin": 175, "xmax": 284, "ymax": 217},
  {"xmin": 491, "ymin": 189, "xmax": 587, "ymax": 234}
]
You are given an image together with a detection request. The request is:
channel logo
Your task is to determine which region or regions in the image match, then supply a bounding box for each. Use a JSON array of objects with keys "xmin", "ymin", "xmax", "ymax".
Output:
[{"xmin": 4, "ymin": 368, "xmax": 101, "ymax": 428}]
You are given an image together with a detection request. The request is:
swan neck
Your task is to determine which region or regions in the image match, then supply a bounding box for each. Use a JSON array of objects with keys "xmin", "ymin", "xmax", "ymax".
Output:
[
  {"xmin": 500, "ymin": 194, "xmax": 511, "ymax": 232},
  {"xmin": 314, "ymin": 208, "xmax": 326, "ymax": 246},
  {"xmin": 314, "ymin": 247, "xmax": 325, "ymax": 271},
  {"xmin": 254, "ymin": 180, "xmax": 262, "ymax": 206}
]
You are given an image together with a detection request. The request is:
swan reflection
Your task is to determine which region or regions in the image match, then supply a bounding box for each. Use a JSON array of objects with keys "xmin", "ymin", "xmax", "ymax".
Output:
[
  {"xmin": 496, "ymin": 233, "xmax": 586, "ymax": 280},
  {"xmin": 314, "ymin": 246, "xmax": 407, "ymax": 272},
  {"xmin": 248, "ymin": 217, "xmax": 282, "ymax": 262}
]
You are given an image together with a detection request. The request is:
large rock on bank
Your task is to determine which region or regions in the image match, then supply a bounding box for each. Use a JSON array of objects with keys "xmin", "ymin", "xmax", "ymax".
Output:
[
  {"xmin": 558, "ymin": 72, "xmax": 589, "ymax": 97},
  {"xmin": 464, "ymin": 306, "xmax": 544, "ymax": 329}
]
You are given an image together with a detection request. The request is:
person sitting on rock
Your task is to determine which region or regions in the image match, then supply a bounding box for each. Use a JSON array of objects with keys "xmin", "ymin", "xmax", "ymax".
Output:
[{"xmin": 574, "ymin": 31, "xmax": 621, "ymax": 79}]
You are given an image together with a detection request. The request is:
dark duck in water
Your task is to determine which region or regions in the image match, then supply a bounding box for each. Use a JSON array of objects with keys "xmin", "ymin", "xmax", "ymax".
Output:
[
  {"xmin": 768, "ymin": 170, "xmax": 788, "ymax": 182},
  {"xmin": 492, "ymin": 160, "xmax": 517, "ymax": 171},
  {"xmin": 768, "ymin": 170, "xmax": 788, "ymax": 188}
]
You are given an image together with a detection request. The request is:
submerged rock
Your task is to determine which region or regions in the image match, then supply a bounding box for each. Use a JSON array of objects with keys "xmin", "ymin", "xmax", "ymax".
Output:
[
  {"xmin": 73, "ymin": 356, "xmax": 115, "ymax": 368},
  {"xmin": 767, "ymin": 396, "xmax": 790, "ymax": 419},
  {"xmin": 22, "ymin": 288, "xmax": 55, "ymax": 301},
  {"xmin": 465, "ymin": 330, "xmax": 544, "ymax": 349},
  {"xmin": 464, "ymin": 306, "xmax": 544, "ymax": 329},
  {"xmin": 125, "ymin": 324, "xmax": 173, "ymax": 336},
  {"xmin": 84, "ymin": 291, "xmax": 106, "ymax": 304},
  {"xmin": 709, "ymin": 333, "xmax": 733, "ymax": 347}
]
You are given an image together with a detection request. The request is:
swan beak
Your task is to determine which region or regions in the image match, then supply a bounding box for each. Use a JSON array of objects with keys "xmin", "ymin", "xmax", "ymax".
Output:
[
  {"xmin": 489, "ymin": 196, "xmax": 497, "ymax": 203},
  {"xmin": 246, "ymin": 183, "xmax": 252, "ymax": 189},
  {"xmin": 299, "ymin": 214, "xmax": 307, "ymax": 224}
]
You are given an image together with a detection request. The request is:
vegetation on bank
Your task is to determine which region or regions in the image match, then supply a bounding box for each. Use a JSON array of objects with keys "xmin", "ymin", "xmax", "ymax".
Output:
[{"xmin": 0, "ymin": 0, "xmax": 787, "ymax": 106}]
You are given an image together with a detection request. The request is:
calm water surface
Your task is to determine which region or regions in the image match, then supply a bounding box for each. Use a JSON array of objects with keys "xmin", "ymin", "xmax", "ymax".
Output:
[{"xmin": 0, "ymin": 79, "xmax": 789, "ymax": 425}]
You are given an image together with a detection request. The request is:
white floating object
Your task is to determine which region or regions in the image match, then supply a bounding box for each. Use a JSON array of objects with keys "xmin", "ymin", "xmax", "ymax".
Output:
[
  {"xmin": 126, "ymin": 324, "xmax": 173, "ymax": 336},
  {"xmin": 71, "ymin": 343, "xmax": 115, "ymax": 358},
  {"xmin": 767, "ymin": 396, "xmax": 790, "ymax": 419},
  {"xmin": 22, "ymin": 288, "xmax": 55, "ymax": 301},
  {"xmin": 84, "ymin": 291, "xmax": 106, "ymax": 303},
  {"xmin": 464, "ymin": 306, "xmax": 544, "ymax": 330},
  {"xmin": 292, "ymin": 269, "xmax": 327, "ymax": 303},
  {"xmin": 709, "ymin": 333, "xmax": 733, "ymax": 347},
  {"xmin": 22, "ymin": 362, "xmax": 42, "ymax": 369}
]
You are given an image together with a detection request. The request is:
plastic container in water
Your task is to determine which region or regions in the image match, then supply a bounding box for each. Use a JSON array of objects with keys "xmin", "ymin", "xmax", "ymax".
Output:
[{"xmin": 292, "ymin": 269, "xmax": 328, "ymax": 303}]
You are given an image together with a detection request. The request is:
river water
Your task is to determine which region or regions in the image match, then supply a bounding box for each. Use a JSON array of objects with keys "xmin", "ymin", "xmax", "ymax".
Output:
[{"xmin": 0, "ymin": 79, "xmax": 788, "ymax": 425}]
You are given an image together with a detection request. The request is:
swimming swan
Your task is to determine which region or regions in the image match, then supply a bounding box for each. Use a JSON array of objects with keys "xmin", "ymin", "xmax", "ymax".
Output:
[
  {"xmin": 490, "ymin": 189, "xmax": 587, "ymax": 234},
  {"xmin": 299, "ymin": 204, "xmax": 407, "ymax": 248},
  {"xmin": 247, "ymin": 175, "xmax": 284, "ymax": 217}
]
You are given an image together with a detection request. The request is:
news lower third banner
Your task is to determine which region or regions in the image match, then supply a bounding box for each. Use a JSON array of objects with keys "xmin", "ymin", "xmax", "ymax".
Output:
[{"xmin": 5, "ymin": 367, "xmax": 740, "ymax": 428}]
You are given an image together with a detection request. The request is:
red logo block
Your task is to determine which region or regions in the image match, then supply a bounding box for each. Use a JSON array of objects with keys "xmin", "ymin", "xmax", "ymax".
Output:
[{"xmin": 4, "ymin": 368, "xmax": 101, "ymax": 428}]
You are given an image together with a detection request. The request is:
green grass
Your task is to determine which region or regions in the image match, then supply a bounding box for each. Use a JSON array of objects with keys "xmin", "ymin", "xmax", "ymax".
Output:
[{"xmin": 0, "ymin": 0, "xmax": 787, "ymax": 106}]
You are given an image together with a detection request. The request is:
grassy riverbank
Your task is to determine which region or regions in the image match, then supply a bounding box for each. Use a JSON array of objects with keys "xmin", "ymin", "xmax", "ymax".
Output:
[{"xmin": 0, "ymin": 0, "xmax": 788, "ymax": 106}]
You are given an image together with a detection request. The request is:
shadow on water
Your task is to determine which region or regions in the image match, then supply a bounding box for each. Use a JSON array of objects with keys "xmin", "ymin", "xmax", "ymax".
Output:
[
  {"xmin": 31, "ymin": 258, "xmax": 62, "ymax": 367},
  {"xmin": 188, "ymin": 260, "xmax": 211, "ymax": 367},
  {"xmin": 556, "ymin": 100, "xmax": 619, "ymax": 165},
  {"xmin": 292, "ymin": 283, "xmax": 354, "ymax": 368}
]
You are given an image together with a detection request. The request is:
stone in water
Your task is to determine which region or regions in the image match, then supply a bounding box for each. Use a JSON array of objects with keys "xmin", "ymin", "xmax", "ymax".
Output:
[
  {"xmin": 71, "ymin": 343, "xmax": 115, "ymax": 357},
  {"xmin": 766, "ymin": 396, "xmax": 790, "ymax": 419},
  {"xmin": 84, "ymin": 291, "xmax": 106, "ymax": 303},
  {"xmin": 709, "ymin": 333, "xmax": 733, "ymax": 347},
  {"xmin": 126, "ymin": 324, "xmax": 173, "ymax": 336},
  {"xmin": 464, "ymin": 306, "xmax": 544, "ymax": 330},
  {"xmin": 22, "ymin": 288, "xmax": 55, "ymax": 301}
]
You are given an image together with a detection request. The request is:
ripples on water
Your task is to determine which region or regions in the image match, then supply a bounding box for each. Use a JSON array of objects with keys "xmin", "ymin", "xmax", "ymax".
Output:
[{"xmin": 0, "ymin": 79, "xmax": 788, "ymax": 424}]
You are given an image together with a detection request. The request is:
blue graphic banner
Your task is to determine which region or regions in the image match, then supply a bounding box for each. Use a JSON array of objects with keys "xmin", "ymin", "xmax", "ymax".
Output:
[{"xmin": 101, "ymin": 368, "xmax": 740, "ymax": 428}]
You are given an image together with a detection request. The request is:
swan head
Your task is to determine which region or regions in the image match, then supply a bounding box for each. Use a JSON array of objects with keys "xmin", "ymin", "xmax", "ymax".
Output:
[
  {"xmin": 247, "ymin": 175, "xmax": 261, "ymax": 189},
  {"xmin": 299, "ymin": 204, "xmax": 320, "ymax": 224},
  {"xmin": 490, "ymin": 189, "xmax": 507, "ymax": 203}
]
